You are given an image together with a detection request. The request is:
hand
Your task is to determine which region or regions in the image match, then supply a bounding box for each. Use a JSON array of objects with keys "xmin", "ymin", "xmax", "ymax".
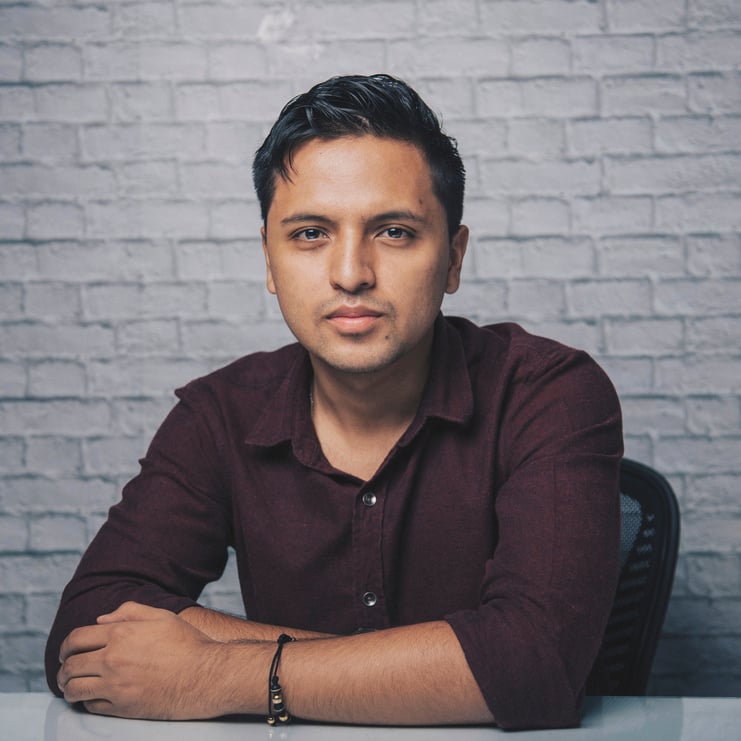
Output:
[{"xmin": 57, "ymin": 601, "xmax": 234, "ymax": 719}]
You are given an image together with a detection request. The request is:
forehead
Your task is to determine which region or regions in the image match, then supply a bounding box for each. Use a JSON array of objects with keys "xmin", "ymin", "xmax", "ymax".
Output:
[{"xmin": 269, "ymin": 136, "xmax": 439, "ymax": 216}]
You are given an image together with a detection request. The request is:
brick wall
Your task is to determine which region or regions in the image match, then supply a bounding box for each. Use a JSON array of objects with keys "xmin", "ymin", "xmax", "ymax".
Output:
[{"xmin": 1, "ymin": 0, "xmax": 740, "ymax": 696}]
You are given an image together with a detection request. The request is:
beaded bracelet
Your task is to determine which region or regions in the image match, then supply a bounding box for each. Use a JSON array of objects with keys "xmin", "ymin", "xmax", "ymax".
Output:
[{"xmin": 267, "ymin": 633, "xmax": 295, "ymax": 725}]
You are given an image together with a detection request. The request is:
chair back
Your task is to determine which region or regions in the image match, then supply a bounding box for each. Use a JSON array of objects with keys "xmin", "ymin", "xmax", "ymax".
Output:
[{"xmin": 587, "ymin": 458, "xmax": 680, "ymax": 695}]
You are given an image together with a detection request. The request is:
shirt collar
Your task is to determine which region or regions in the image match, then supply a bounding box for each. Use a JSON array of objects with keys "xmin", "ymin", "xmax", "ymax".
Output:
[{"xmin": 244, "ymin": 314, "xmax": 474, "ymax": 458}]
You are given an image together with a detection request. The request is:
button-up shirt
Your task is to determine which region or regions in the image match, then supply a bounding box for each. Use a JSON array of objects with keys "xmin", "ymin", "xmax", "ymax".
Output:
[{"xmin": 46, "ymin": 315, "xmax": 623, "ymax": 729}]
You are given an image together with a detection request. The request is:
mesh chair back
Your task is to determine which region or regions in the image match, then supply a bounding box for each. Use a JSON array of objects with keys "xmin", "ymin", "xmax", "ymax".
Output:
[{"xmin": 587, "ymin": 458, "xmax": 680, "ymax": 695}]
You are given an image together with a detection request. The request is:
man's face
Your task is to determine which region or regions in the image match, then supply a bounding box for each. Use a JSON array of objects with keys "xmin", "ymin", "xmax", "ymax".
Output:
[{"xmin": 261, "ymin": 135, "xmax": 468, "ymax": 376}]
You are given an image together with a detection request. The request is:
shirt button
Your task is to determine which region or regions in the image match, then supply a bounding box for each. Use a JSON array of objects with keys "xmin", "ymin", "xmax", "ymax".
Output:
[
  {"xmin": 362, "ymin": 491, "xmax": 377, "ymax": 507},
  {"xmin": 362, "ymin": 591, "xmax": 377, "ymax": 607}
]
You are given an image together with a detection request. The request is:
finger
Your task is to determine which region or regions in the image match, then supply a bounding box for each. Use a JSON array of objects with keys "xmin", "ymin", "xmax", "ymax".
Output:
[
  {"xmin": 59, "ymin": 625, "xmax": 108, "ymax": 662},
  {"xmin": 57, "ymin": 650, "xmax": 101, "ymax": 692},
  {"xmin": 97, "ymin": 601, "xmax": 169, "ymax": 624},
  {"xmin": 83, "ymin": 699, "xmax": 117, "ymax": 717}
]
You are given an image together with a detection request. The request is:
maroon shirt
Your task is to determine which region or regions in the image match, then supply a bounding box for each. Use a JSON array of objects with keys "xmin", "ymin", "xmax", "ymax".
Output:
[{"xmin": 46, "ymin": 315, "xmax": 623, "ymax": 729}]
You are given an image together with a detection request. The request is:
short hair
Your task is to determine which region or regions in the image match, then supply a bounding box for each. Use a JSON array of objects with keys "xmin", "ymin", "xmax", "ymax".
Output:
[{"xmin": 253, "ymin": 74, "xmax": 465, "ymax": 237}]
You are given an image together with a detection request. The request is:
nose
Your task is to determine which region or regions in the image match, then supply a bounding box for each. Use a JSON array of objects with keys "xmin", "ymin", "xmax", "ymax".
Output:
[{"xmin": 329, "ymin": 231, "xmax": 376, "ymax": 294}]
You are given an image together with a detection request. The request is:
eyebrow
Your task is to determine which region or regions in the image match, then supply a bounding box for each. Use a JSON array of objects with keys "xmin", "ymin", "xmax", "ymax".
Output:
[{"xmin": 279, "ymin": 210, "xmax": 429, "ymax": 227}]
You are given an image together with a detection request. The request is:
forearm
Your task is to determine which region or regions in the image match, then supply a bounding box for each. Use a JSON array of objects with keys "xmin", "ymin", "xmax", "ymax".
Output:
[
  {"xmin": 179, "ymin": 605, "xmax": 332, "ymax": 642},
  {"xmin": 219, "ymin": 620, "xmax": 493, "ymax": 725}
]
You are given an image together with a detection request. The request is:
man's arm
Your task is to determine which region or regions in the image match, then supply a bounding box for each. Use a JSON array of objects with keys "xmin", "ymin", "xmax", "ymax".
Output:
[{"xmin": 57, "ymin": 602, "xmax": 492, "ymax": 725}]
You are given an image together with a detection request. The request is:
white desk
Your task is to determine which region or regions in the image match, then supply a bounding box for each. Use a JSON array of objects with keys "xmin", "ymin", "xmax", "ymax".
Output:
[{"xmin": 2, "ymin": 693, "xmax": 740, "ymax": 741}]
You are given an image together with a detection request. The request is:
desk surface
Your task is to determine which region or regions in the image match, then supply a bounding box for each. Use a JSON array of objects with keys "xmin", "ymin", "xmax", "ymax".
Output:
[{"xmin": 2, "ymin": 693, "xmax": 741, "ymax": 741}]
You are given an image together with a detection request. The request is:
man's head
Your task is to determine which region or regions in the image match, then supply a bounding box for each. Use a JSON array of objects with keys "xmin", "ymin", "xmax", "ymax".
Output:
[{"xmin": 253, "ymin": 74, "xmax": 465, "ymax": 238}]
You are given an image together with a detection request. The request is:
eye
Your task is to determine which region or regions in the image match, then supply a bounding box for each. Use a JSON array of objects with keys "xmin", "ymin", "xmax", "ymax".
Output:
[
  {"xmin": 294, "ymin": 227, "xmax": 325, "ymax": 241},
  {"xmin": 381, "ymin": 226, "xmax": 412, "ymax": 240}
]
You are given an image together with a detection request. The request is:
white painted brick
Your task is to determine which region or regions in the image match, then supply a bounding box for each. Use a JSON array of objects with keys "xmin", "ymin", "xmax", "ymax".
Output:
[
  {"xmin": 28, "ymin": 361, "xmax": 86, "ymax": 398},
  {"xmin": 596, "ymin": 357, "xmax": 656, "ymax": 393},
  {"xmin": 680, "ymin": 508, "xmax": 741, "ymax": 548},
  {"xmin": 29, "ymin": 514, "xmax": 86, "ymax": 552},
  {"xmin": 522, "ymin": 320, "xmax": 602, "ymax": 355},
  {"xmin": 175, "ymin": 80, "xmax": 293, "ymax": 121},
  {"xmin": 25, "ymin": 438, "xmax": 82, "ymax": 478},
  {"xmin": 0, "ymin": 594, "xmax": 24, "ymax": 626},
  {"xmin": 117, "ymin": 161, "xmax": 179, "ymax": 197},
  {"xmin": 81, "ymin": 123, "xmax": 206, "ymax": 161},
  {"xmin": 0, "ymin": 361, "xmax": 26, "ymax": 397},
  {"xmin": 0, "ymin": 5, "xmax": 110, "ymax": 39},
  {"xmin": 657, "ymin": 31, "xmax": 741, "ymax": 71},
  {"xmin": 181, "ymin": 319, "xmax": 258, "ymax": 357},
  {"xmin": 686, "ymin": 475, "xmax": 741, "ymax": 509},
  {"xmin": 689, "ymin": 0, "xmax": 741, "ymax": 27},
  {"xmin": 180, "ymin": 162, "xmax": 252, "ymax": 198},
  {"xmin": 86, "ymin": 200, "xmax": 210, "ymax": 239},
  {"xmin": 686, "ymin": 397, "xmax": 741, "ymax": 435},
  {"xmin": 0, "ymin": 400, "xmax": 111, "ymax": 436},
  {"xmin": 86, "ymin": 42, "xmax": 209, "ymax": 81},
  {"xmin": 606, "ymin": 0, "xmax": 687, "ymax": 31},
  {"xmin": 210, "ymin": 200, "xmax": 259, "ymax": 239},
  {"xmin": 21, "ymin": 123, "xmax": 78, "ymax": 160},
  {"xmin": 26, "ymin": 202, "xmax": 84, "ymax": 240},
  {"xmin": 295, "ymin": 1, "xmax": 415, "ymax": 38},
  {"xmin": 510, "ymin": 38, "xmax": 570, "ymax": 77},
  {"xmin": 205, "ymin": 282, "xmax": 265, "ymax": 322},
  {"xmin": 83, "ymin": 437, "xmax": 147, "ymax": 477},
  {"xmin": 605, "ymin": 318, "xmax": 684, "ymax": 354},
  {"xmin": 24, "ymin": 43, "xmax": 82, "ymax": 82},
  {"xmin": 687, "ymin": 317, "xmax": 741, "ymax": 352},
  {"xmin": 34, "ymin": 84, "xmax": 107, "ymax": 123},
  {"xmin": 0, "ymin": 86, "xmax": 34, "ymax": 121},
  {"xmin": 656, "ymin": 193, "xmax": 741, "ymax": 232},
  {"xmin": 656, "ymin": 279, "xmax": 741, "ymax": 315},
  {"xmin": 507, "ymin": 119, "xmax": 565, "ymax": 157},
  {"xmin": 602, "ymin": 75, "xmax": 686, "ymax": 115},
  {"xmin": 656, "ymin": 115, "xmax": 741, "ymax": 154},
  {"xmin": 508, "ymin": 280, "xmax": 565, "ymax": 320},
  {"xmin": 572, "ymin": 35, "xmax": 654, "ymax": 74},
  {"xmin": 0, "ymin": 123, "xmax": 20, "ymax": 158},
  {"xmin": 656, "ymin": 356, "xmax": 741, "ymax": 393},
  {"xmin": 441, "ymin": 280, "xmax": 508, "ymax": 325},
  {"xmin": 25, "ymin": 281, "xmax": 81, "ymax": 320},
  {"xmin": 176, "ymin": 240, "xmax": 266, "ymax": 282},
  {"xmin": 688, "ymin": 72, "xmax": 741, "ymax": 113},
  {"xmin": 116, "ymin": 319, "xmax": 180, "ymax": 354},
  {"xmin": 2, "ymin": 163, "xmax": 116, "ymax": 198},
  {"xmin": 510, "ymin": 198, "xmax": 570, "ymax": 236},
  {"xmin": 620, "ymin": 396, "xmax": 685, "ymax": 435},
  {"xmin": 597, "ymin": 236, "xmax": 685, "ymax": 278},
  {"xmin": 418, "ymin": 0, "xmax": 479, "ymax": 35},
  {"xmin": 477, "ymin": 237, "xmax": 594, "ymax": 279},
  {"xmin": 572, "ymin": 196, "xmax": 653, "ymax": 235},
  {"xmin": 456, "ymin": 198, "xmax": 510, "ymax": 234},
  {"xmin": 176, "ymin": 4, "xmax": 266, "ymax": 39},
  {"xmin": 0, "ymin": 632, "xmax": 46, "ymax": 671},
  {"xmin": 113, "ymin": 2, "xmax": 177, "ymax": 37},
  {"xmin": 407, "ymin": 78, "xmax": 476, "ymax": 120},
  {"xmin": 109, "ymin": 82, "xmax": 173, "ymax": 122},
  {"xmin": 1, "ymin": 322, "xmax": 115, "ymax": 358},
  {"xmin": 111, "ymin": 397, "xmax": 175, "ymax": 436},
  {"xmin": 665, "ymin": 595, "xmax": 741, "ymax": 632},
  {"xmin": 24, "ymin": 593, "xmax": 60, "ymax": 631},
  {"xmin": 478, "ymin": 77, "xmax": 598, "ymax": 118},
  {"xmin": 0, "ymin": 283, "xmax": 23, "ymax": 319},
  {"xmin": 622, "ymin": 435, "xmax": 652, "ymax": 463},
  {"xmin": 208, "ymin": 43, "xmax": 267, "ymax": 80},
  {"xmin": 88, "ymin": 357, "xmax": 213, "ymax": 396},
  {"xmin": 482, "ymin": 158, "xmax": 600, "ymax": 195},
  {"xmin": 0, "ymin": 554, "xmax": 80, "ymax": 592},
  {"xmin": 267, "ymin": 40, "xmax": 386, "ymax": 81},
  {"xmin": 390, "ymin": 38, "xmax": 509, "ymax": 77},
  {"xmin": 0, "ymin": 42, "xmax": 22, "ymax": 81},
  {"xmin": 481, "ymin": 0, "xmax": 602, "ymax": 34},
  {"xmin": 569, "ymin": 117, "xmax": 653, "ymax": 156},
  {"xmin": 0, "ymin": 438, "xmax": 24, "ymax": 475},
  {"xmin": 567, "ymin": 279, "xmax": 652, "ymax": 317},
  {"xmin": 0, "ymin": 515, "xmax": 27, "ymax": 552},
  {"xmin": 686, "ymin": 234, "xmax": 741, "ymax": 277},
  {"xmin": 0, "ymin": 202, "xmax": 24, "ymax": 239},
  {"xmin": 204, "ymin": 121, "xmax": 265, "ymax": 162},
  {"xmin": 606, "ymin": 154, "xmax": 741, "ymax": 194},
  {"xmin": 38, "ymin": 241, "xmax": 174, "ymax": 282},
  {"xmin": 85, "ymin": 283, "xmax": 208, "ymax": 320},
  {"xmin": 0, "ymin": 244, "xmax": 37, "ymax": 280}
]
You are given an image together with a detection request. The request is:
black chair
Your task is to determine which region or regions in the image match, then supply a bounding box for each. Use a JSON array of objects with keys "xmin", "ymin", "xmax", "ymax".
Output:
[{"xmin": 587, "ymin": 458, "xmax": 680, "ymax": 695}]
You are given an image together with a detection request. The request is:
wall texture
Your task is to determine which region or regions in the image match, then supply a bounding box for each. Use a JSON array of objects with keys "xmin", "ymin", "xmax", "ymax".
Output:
[{"xmin": 1, "ymin": 0, "xmax": 740, "ymax": 696}]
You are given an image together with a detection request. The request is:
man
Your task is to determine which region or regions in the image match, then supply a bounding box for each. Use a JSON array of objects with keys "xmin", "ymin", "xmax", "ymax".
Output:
[{"xmin": 47, "ymin": 74, "xmax": 622, "ymax": 730}]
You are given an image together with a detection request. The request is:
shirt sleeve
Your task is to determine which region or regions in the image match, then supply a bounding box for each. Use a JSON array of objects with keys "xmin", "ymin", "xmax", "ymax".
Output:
[
  {"xmin": 44, "ymin": 382, "xmax": 232, "ymax": 696},
  {"xmin": 444, "ymin": 345, "xmax": 623, "ymax": 730}
]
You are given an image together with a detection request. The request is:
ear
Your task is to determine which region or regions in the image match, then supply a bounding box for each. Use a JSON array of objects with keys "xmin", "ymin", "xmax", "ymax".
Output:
[
  {"xmin": 261, "ymin": 225, "xmax": 277, "ymax": 295},
  {"xmin": 445, "ymin": 224, "xmax": 468, "ymax": 294}
]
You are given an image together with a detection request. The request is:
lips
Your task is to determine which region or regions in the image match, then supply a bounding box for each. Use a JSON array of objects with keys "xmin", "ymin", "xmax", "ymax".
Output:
[
  {"xmin": 325, "ymin": 305, "xmax": 383, "ymax": 333},
  {"xmin": 327, "ymin": 306, "xmax": 382, "ymax": 319}
]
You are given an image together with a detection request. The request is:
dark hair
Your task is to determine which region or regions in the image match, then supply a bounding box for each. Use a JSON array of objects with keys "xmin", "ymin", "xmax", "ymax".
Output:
[{"xmin": 253, "ymin": 74, "xmax": 465, "ymax": 237}]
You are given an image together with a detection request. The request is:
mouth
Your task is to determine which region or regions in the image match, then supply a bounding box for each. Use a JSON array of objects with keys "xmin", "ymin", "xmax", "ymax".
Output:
[{"xmin": 325, "ymin": 305, "xmax": 383, "ymax": 333}]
